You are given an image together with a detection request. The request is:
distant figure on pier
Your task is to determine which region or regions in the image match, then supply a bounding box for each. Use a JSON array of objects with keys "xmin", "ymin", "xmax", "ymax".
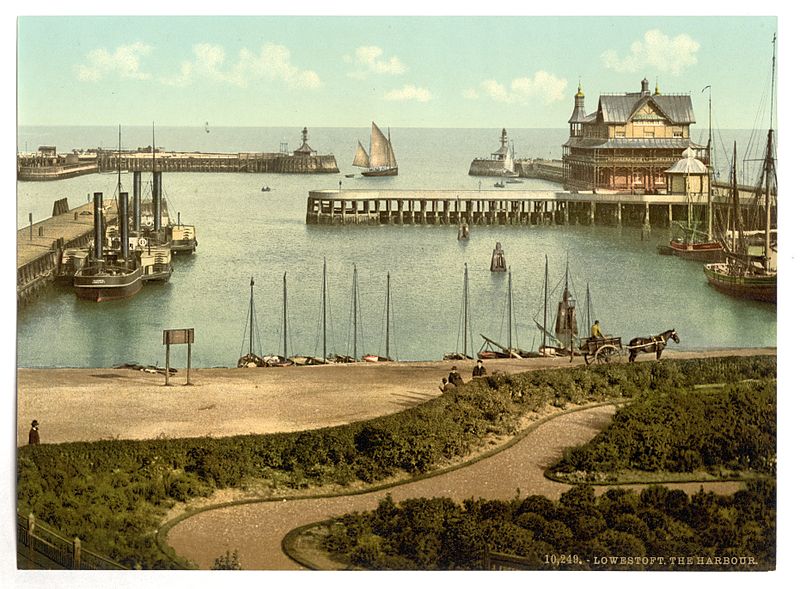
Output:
[
  {"xmin": 28, "ymin": 420, "xmax": 40, "ymax": 445},
  {"xmin": 591, "ymin": 320, "xmax": 604, "ymax": 340},
  {"xmin": 448, "ymin": 366, "xmax": 464, "ymax": 386},
  {"xmin": 439, "ymin": 378, "xmax": 456, "ymax": 393},
  {"xmin": 472, "ymin": 360, "xmax": 487, "ymax": 377}
]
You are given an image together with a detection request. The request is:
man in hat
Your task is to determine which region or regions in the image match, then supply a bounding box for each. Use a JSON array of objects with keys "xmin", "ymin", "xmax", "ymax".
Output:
[
  {"xmin": 28, "ymin": 420, "xmax": 40, "ymax": 445},
  {"xmin": 472, "ymin": 359, "xmax": 487, "ymax": 377}
]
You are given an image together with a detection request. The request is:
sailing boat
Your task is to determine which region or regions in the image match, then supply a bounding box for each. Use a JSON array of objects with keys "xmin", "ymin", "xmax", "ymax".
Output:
[
  {"xmin": 363, "ymin": 272, "xmax": 394, "ymax": 362},
  {"xmin": 479, "ymin": 268, "xmax": 535, "ymax": 359},
  {"xmin": 668, "ymin": 86, "xmax": 724, "ymax": 261},
  {"xmin": 533, "ymin": 257, "xmax": 580, "ymax": 357},
  {"xmin": 353, "ymin": 122, "xmax": 398, "ymax": 176},
  {"xmin": 73, "ymin": 126, "xmax": 143, "ymax": 302},
  {"xmin": 703, "ymin": 37, "xmax": 777, "ymax": 304},
  {"xmin": 237, "ymin": 277, "xmax": 267, "ymax": 367},
  {"xmin": 444, "ymin": 263, "xmax": 473, "ymax": 360},
  {"xmin": 264, "ymin": 272, "xmax": 295, "ymax": 366}
]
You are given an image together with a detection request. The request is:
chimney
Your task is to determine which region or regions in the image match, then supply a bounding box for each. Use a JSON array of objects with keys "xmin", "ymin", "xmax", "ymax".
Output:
[
  {"xmin": 93, "ymin": 192, "xmax": 104, "ymax": 263},
  {"xmin": 641, "ymin": 78, "xmax": 650, "ymax": 96},
  {"xmin": 153, "ymin": 171, "xmax": 162, "ymax": 231},
  {"xmin": 133, "ymin": 171, "xmax": 141, "ymax": 233}
]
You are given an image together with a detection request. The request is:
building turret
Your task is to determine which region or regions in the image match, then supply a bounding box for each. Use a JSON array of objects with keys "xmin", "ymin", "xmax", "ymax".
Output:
[
  {"xmin": 569, "ymin": 83, "xmax": 586, "ymax": 137},
  {"xmin": 641, "ymin": 77, "xmax": 651, "ymax": 96}
]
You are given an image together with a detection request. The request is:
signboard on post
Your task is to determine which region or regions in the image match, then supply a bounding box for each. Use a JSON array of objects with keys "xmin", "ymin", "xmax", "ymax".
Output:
[{"xmin": 162, "ymin": 328, "xmax": 194, "ymax": 386}]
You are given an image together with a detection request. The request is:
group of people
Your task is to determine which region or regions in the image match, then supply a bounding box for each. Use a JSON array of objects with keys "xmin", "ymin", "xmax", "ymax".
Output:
[{"xmin": 438, "ymin": 360, "xmax": 487, "ymax": 392}]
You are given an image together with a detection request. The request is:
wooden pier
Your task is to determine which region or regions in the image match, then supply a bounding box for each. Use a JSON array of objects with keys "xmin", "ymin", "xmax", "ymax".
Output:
[
  {"xmin": 306, "ymin": 188, "xmax": 717, "ymax": 228},
  {"xmin": 17, "ymin": 198, "xmax": 116, "ymax": 306}
]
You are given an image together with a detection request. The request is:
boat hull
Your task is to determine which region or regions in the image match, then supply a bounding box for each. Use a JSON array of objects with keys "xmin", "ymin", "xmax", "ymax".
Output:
[
  {"xmin": 703, "ymin": 263, "xmax": 776, "ymax": 303},
  {"xmin": 362, "ymin": 167, "xmax": 398, "ymax": 177},
  {"xmin": 74, "ymin": 266, "xmax": 144, "ymax": 302},
  {"xmin": 669, "ymin": 240, "xmax": 725, "ymax": 262}
]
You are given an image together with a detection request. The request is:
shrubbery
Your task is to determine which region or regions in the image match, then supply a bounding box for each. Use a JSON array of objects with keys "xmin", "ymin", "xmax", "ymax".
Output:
[
  {"xmin": 16, "ymin": 355, "xmax": 776, "ymax": 568},
  {"xmin": 321, "ymin": 481, "xmax": 776, "ymax": 570},
  {"xmin": 551, "ymin": 380, "xmax": 776, "ymax": 478}
]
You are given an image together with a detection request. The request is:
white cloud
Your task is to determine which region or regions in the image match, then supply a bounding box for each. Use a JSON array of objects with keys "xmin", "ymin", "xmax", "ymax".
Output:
[
  {"xmin": 75, "ymin": 43, "xmax": 153, "ymax": 81},
  {"xmin": 384, "ymin": 85, "xmax": 432, "ymax": 102},
  {"xmin": 162, "ymin": 43, "xmax": 322, "ymax": 89},
  {"xmin": 468, "ymin": 70, "xmax": 567, "ymax": 105},
  {"xmin": 346, "ymin": 46, "xmax": 407, "ymax": 78},
  {"xmin": 602, "ymin": 29, "xmax": 700, "ymax": 75}
]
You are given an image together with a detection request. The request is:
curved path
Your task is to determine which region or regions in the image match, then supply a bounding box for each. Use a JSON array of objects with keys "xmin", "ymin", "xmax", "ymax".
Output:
[{"xmin": 164, "ymin": 404, "xmax": 744, "ymax": 570}]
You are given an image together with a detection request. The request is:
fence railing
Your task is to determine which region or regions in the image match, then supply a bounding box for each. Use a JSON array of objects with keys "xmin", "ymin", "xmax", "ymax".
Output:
[{"xmin": 17, "ymin": 512, "xmax": 126, "ymax": 570}]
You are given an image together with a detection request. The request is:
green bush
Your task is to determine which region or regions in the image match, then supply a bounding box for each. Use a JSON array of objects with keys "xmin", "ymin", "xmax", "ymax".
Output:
[{"xmin": 16, "ymin": 355, "xmax": 775, "ymax": 569}]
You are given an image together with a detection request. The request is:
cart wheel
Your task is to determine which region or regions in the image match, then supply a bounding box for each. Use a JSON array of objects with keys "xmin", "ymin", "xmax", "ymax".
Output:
[{"xmin": 595, "ymin": 345, "xmax": 621, "ymax": 364}]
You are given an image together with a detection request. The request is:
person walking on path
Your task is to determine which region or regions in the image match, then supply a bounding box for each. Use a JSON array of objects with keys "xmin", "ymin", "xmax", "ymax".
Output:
[{"xmin": 28, "ymin": 420, "xmax": 40, "ymax": 445}]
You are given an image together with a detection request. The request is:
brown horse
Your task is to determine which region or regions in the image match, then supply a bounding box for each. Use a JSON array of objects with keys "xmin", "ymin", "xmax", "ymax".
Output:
[{"xmin": 628, "ymin": 329, "xmax": 680, "ymax": 362}]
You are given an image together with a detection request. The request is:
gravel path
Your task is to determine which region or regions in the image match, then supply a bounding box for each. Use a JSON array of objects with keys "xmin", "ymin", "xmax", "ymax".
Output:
[{"xmin": 164, "ymin": 404, "xmax": 743, "ymax": 570}]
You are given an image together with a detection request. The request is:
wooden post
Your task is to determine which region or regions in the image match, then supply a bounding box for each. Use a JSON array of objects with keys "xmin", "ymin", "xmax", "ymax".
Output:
[
  {"xmin": 186, "ymin": 342, "xmax": 192, "ymax": 385},
  {"xmin": 28, "ymin": 513, "xmax": 35, "ymax": 565},
  {"xmin": 165, "ymin": 343, "xmax": 171, "ymax": 386},
  {"xmin": 29, "ymin": 213, "xmax": 33, "ymax": 240},
  {"xmin": 73, "ymin": 537, "xmax": 81, "ymax": 569}
]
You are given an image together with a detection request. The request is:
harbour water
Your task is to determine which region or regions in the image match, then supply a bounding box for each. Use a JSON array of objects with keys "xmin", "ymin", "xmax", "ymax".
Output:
[{"xmin": 16, "ymin": 127, "xmax": 776, "ymax": 367}]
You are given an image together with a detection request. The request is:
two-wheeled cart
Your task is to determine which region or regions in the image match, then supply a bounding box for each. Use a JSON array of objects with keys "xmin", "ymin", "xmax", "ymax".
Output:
[{"xmin": 579, "ymin": 336, "xmax": 624, "ymax": 365}]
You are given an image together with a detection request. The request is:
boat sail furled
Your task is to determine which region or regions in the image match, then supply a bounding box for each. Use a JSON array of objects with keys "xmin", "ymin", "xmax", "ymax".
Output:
[{"xmin": 353, "ymin": 122, "xmax": 398, "ymax": 176}]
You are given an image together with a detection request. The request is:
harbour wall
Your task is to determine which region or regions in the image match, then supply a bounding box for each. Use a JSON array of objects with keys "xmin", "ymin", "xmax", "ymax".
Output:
[
  {"xmin": 306, "ymin": 188, "xmax": 722, "ymax": 228},
  {"xmin": 516, "ymin": 159, "xmax": 564, "ymax": 184},
  {"xmin": 95, "ymin": 151, "xmax": 339, "ymax": 174},
  {"xmin": 17, "ymin": 162, "xmax": 99, "ymax": 181},
  {"xmin": 17, "ymin": 199, "xmax": 115, "ymax": 306}
]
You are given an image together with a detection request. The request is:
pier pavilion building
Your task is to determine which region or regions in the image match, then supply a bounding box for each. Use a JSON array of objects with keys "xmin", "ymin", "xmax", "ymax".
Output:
[{"xmin": 562, "ymin": 78, "xmax": 707, "ymax": 192}]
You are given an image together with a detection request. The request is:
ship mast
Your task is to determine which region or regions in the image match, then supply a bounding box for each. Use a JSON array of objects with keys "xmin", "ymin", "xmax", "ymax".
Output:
[
  {"xmin": 764, "ymin": 34, "xmax": 776, "ymax": 270},
  {"xmin": 542, "ymin": 255, "xmax": 548, "ymax": 350},
  {"xmin": 322, "ymin": 258, "xmax": 327, "ymax": 361},
  {"xmin": 249, "ymin": 277, "xmax": 255, "ymax": 356},
  {"xmin": 463, "ymin": 263, "xmax": 469, "ymax": 358},
  {"xmin": 507, "ymin": 268, "xmax": 513, "ymax": 350},
  {"xmin": 353, "ymin": 265, "xmax": 358, "ymax": 360},
  {"xmin": 283, "ymin": 272, "xmax": 288, "ymax": 360},
  {"xmin": 385, "ymin": 272, "xmax": 391, "ymax": 359},
  {"xmin": 702, "ymin": 85, "xmax": 713, "ymax": 238}
]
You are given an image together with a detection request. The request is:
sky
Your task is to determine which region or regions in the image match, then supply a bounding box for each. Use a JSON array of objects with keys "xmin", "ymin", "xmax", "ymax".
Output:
[{"xmin": 15, "ymin": 14, "xmax": 782, "ymax": 130}]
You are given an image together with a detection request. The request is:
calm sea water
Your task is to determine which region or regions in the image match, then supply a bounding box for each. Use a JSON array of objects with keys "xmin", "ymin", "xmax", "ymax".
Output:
[{"xmin": 16, "ymin": 127, "xmax": 777, "ymax": 367}]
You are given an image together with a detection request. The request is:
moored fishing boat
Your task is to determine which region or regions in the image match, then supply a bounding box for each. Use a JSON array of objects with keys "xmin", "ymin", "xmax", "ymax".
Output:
[
  {"xmin": 444, "ymin": 263, "xmax": 473, "ymax": 360},
  {"xmin": 703, "ymin": 38, "xmax": 777, "ymax": 304},
  {"xmin": 666, "ymin": 88, "xmax": 724, "ymax": 261},
  {"xmin": 237, "ymin": 277, "xmax": 267, "ymax": 368},
  {"xmin": 478, "ymin": 268, "xmax": 535, "ymax": 359}
]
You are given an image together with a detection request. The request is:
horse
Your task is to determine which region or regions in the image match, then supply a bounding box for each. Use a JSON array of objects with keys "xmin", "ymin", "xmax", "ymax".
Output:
[{"xmin": 628, "ymin": 329, "xmax": 680, "ymax": 362}]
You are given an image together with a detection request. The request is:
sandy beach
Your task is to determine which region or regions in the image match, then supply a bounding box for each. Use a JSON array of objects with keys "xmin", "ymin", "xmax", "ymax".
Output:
[{"xmin": 17, "ymin": 348, "xmax": 775, "ymax": 446}]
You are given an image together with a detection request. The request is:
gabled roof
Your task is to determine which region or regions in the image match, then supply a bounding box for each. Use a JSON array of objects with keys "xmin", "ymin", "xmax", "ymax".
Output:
[{"xmin": 592, "ymin": 94, "xmax": 695, "ymax": 125}]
